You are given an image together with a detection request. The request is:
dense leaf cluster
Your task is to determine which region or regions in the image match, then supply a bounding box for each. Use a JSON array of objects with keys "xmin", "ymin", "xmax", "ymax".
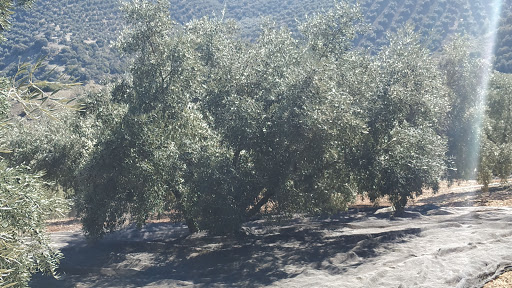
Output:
[
  {"xmin": 0, "ymin": 64, "xmax": 71, "ymax": 287},
  {"xmin": 0, "ymin": 164, "xmax": 67, "ymax": 287},
  {"xmin": 478, "ymin": 73, "xmax": 512, "ymax": 189},
  {"xmin": 495, "ymin": 9, "xmax": 512, "ymax": 73},
  {"xmin": 72, "ymin": 0, "xmax": 449, "ymax": 237}
]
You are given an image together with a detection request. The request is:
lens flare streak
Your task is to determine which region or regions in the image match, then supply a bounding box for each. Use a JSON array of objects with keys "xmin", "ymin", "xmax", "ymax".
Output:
[{"xmin": 469, "ymin": 0, "xmax": 504, "ymax": 179}]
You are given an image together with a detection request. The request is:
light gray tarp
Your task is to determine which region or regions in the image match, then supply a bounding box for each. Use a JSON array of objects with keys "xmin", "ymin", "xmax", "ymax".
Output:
[{"xmin": 31, "ymin": 206, "xmax": 512, "ymax": 288}]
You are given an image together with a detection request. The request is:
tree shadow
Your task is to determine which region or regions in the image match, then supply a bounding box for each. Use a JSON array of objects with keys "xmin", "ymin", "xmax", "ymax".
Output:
[
  {"xmin": 415, "ymin": 184, "xmax": 512, "ymax": 208},
  {"xmin": 31, "ymin": 210, "xmax": 422, "ymax": 287},
  {"xmin": 487, "ymin": 185, "xmax": 511, "ymax": 193},
  {"xmin": 415, "ymin": 191, "xmax": 483, "ymax": 207},
  {"xmin": 485, "ymin": 185, "xmax": 512, "ymax": 203}
]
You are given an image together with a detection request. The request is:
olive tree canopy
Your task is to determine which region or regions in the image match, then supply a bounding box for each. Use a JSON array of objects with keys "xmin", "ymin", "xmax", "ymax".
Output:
[{"xmin": 77, "ymin": 0, "xmax": 449, "ymax": 237}]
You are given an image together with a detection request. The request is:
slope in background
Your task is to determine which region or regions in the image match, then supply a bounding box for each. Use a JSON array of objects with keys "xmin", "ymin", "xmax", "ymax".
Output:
[{"xmin": 1, "ymin": 0, "xmax": 512, "ymax": 82}]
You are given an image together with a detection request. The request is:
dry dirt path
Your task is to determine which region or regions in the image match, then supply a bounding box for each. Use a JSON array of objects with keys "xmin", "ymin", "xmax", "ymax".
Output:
[{"xmin": 31, "ymin": 204, "xmax": 512, "ymax": 288}]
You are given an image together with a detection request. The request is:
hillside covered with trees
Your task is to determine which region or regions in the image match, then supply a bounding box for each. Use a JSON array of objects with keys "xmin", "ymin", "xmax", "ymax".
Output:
[{"xmin": 1, "ymin": 0, "xmax": 512, "ymax": 82}]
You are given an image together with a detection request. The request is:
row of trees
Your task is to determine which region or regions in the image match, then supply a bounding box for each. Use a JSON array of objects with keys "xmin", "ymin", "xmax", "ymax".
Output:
[
  {"xmin": 362, "ymin": 0, "xmax": 493, "ymax": 50},
  {"xmin": 0, "ymin": 0, "xmax": 124, "ymax": 82},
  {"xmin": 6, "ymin": 0, "xmax": 508, "ymax": 237},
  {"xmin": 71, "ymin": 0, "xmax": 449, "ymax": 236},
  {"xmin": 479, "ymin": 72, "xmax": 512, "ymax": 189},
  {"xmin": 74, "ymin": 1, "xmax": 512, "ymax": 235}
]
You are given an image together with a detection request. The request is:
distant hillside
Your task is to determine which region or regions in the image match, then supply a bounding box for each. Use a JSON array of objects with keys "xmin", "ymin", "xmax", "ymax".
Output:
[
  {"xmin": 495, "ymin": 8, "xmax": 512, "ymax": 73},
  {"xmin": 1, "ymin": 0, "xmax": 511, "ymax": 82},
  {"xmin": 0, "ymin": 0, "xmax": 123, "ymax": 82}
]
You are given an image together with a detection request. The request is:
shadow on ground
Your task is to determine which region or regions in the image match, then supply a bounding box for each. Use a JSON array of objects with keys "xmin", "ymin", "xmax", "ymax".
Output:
[
  {"xmin": 31, "ymin": 208, "xmax": 424, "ymax": 288},
  {"xmin": 415, "ymin": 184, "xmax": 512, "ymax": 208}
]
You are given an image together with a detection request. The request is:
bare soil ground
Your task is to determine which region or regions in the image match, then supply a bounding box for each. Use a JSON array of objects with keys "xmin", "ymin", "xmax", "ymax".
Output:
[
  {"xmin": 485, "ymin": 271, "xmax": 512, "ymax": 288},
  {"xmin": 36, "ymin": 181, "xmax": 512, "ymax": 288}
]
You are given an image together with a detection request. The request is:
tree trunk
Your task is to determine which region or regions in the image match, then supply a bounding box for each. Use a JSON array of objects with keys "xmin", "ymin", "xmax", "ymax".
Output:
[
  {"xmin": 171, "ymin": 188, "xmax": 199, "ymax": 233},
  {"xmin": 246, "ymin": 188, "xmax": 275, "ymax": 220},
  {"xmin": 185, "ymin": 217, "xmax": 199, "ymax": 233},
  {"xmin": 233, "ymin": 149, "xmax": 241, "ymax": 167}
]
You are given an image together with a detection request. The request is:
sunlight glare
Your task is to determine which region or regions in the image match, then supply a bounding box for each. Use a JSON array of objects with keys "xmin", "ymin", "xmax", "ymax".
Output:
[{"xmin": 468, "ymin": 0, "xmax": 504, "ymax": 181}]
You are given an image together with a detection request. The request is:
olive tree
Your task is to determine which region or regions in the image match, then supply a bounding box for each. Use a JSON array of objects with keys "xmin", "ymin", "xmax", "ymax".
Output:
[
  {"xmin": 439, "ymin": 36, "xmax": 485, "ymax": 180},
  {"xmin": 77, "ymin": 0, "xmax": 450, "ymax": 236},
  {"xmin": 478, "ymin": 72, "xmax": 512, "ymax": 190},
  {"xmin": 77, "ymin": 0, "xmax": 370, "ymax": 236},
  {"xmin": 76, "ymin": 0, "xmax": 228, "ymax": 236},
  {"xmin": 0, "ymin": 70, "xmax": 71, "ymax": 287},
  {"xmin": 346, "ymin": 27, "xmax": 449, "ymax": 212}
]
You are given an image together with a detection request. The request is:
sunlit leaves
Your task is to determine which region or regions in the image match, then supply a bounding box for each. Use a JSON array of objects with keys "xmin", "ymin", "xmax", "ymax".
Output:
[
  {"xmin": 79, "ymin": 0, "xmax": 452, "ymax": 235},
  {"xmin": 478, "ymin": 72, "xmax": 512, "ymax": 190},
  {"xmin": 299, "ymin": 0, "xmax": 368, "ymax": 59},
  {"xmin": 1, "ymin": 57, "xmax": 81, "ymax": 122},
  {"xmin": 439, "ymin": 35, "xmax": 486, "ymax": 180},
  {"xmin": 354, "ymin": 26, "xmax": 449, "ymax": 211},
  {"xmin": 0, "ymin": 164, "xmax": 68, "ymax": 287}
]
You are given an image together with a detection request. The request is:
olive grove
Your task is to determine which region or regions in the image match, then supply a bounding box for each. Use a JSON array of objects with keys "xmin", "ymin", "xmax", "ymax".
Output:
[{"xmin": 4, "ymin": 0, "xmax": 512, "ymax": 287}]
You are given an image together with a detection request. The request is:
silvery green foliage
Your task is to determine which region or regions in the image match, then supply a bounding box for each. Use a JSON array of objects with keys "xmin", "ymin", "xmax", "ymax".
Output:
[
  {"xmin": 77, "ymin": 0, "xmax": 227, "ymax": 236},
  {"xmin": 352, "ymin": 26, "xmax": 449, "ymax": 211},
  {"xmin": 5, "ymin": 115, "xmax": 91, "ymax": 190},
  {"xmin": 3, "ymin": 85, "xmax": 127, "ymax": 193},
  {"xmin": 439, "ymin": 36, "xmax": 486, "ymax": 180},
  {"xmin": 478, "ymin": 72, "xmax": 512, "ymax": 190},
  {"xmin": 299, "ymin": 0, "xmax": 368, "ymax": 59},
  {"xmin": 0, "ymin": 164, "xmax": 68, "ymax": 287},
  {"xmin": 78, "ymin": 0, "xmax": 450, "ymax": 236},
  {"xmin": 0, "ymin": 0, "xmax": 35, "ymax": 42},
  {"xmin": 0, "ymin": 73, "xmax": 70, "ymax": 286}
]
